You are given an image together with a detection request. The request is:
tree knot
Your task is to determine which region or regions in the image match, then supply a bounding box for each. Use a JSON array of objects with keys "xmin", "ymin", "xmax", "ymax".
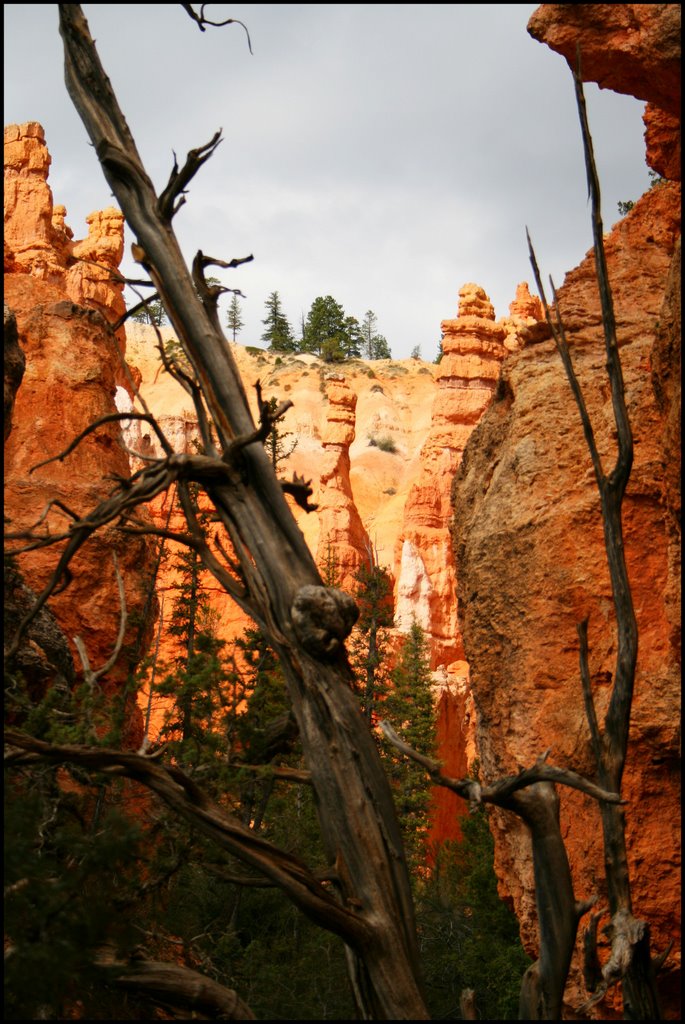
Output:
[{"xmin": 291, "ymin": 585, "xmax": 359, "ymax": 660}]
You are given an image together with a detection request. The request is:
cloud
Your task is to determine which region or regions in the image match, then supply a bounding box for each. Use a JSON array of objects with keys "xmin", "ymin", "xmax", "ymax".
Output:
[{"xmin": 4, "ymin": 4, "xmax": 650, "ymax": 359}]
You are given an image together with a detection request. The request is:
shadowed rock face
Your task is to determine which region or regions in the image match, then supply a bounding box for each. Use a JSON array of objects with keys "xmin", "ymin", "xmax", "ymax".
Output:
[
  {"xmin": 452, "ymin": 6, "xmax": 681, "ymax": 1016},
  {"xmin": 4, "ymin": 303, "xmax": 25, "ymax": 443}
]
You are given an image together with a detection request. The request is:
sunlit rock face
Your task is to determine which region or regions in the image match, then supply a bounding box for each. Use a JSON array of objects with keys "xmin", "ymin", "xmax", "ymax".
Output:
[
  {"xmin": 4, "ymin": 123, "xmax": 155, "ymax": 745},
  {"xmin": 395, "ymin": 282, "xmax": 515, "ymax": 671},
  {"xmin": 4, "ymin": 122, "xmax": 70, "ymax": 284},
  {"xmin": 66, "ymin": 206, "xmax": 128, "ymax": 356},
  {"xmin": 452, "ymin": 7, "xmax": 681, "ymax": 1016},
  {"xmin": 314, "ymin": 374, "xmax": 373, "ymax": 594}
]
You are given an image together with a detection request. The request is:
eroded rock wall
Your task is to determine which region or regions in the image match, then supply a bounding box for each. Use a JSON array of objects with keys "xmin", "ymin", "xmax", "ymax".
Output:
[
  {"xmin": 452, "ymin": 5, "xmax": 681, "ymax": 1015},
  {"xmin": 4, "ymin": 123, "xmax": 156, "ymax": 743}
]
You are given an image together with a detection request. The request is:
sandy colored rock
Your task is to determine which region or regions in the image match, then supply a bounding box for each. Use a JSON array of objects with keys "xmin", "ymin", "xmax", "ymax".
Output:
[
  {"xmin": 66, "ymin": 206, "xmax": 127, "ymax": 355},
  {"xmin": 452, "ymin": 177, "xmax": 681, "ymax": 1017},
  {"xmin": 314, "ymin": 374, "xmax": 373, "ymax": 593},
  {"xmin": 508, "ymin": 281, "xmax": 544, "ymax": 322},
  {"xmin": 395, "ymin": 283, "xmax": 513, "ymax": 669},
  {"xmin": 4, "ymin": 122, "xmax": 68, "ymax": 283},
  {"xmin": 4, "ymin": 276, "xmax": 155, "ymax": 744}
]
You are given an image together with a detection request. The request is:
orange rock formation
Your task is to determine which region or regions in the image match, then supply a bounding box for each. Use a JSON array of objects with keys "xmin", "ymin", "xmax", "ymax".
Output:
[
  {"xmin": 4, "ymin": 123, "xmax": 155, "ymax": 742},
  {"xmin": 451, "ymin": 5, "xmax": 681, "ymax": 1016},
  {"xmin": 314, "ymin": 374, "xmax": 373, "ymax": 592},
  {"xmin": 395, "ymin": 284, "xmax": 507, "ymax": 670},
  {"xmin": 6, "ymin": 5, "xmax": 679, "ymax": 1012}
]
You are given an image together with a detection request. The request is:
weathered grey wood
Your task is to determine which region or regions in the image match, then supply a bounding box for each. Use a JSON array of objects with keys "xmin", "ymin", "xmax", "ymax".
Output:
[{"xmin": 54, "ymin": 5, "xmax": 428, "ymax": 1018}]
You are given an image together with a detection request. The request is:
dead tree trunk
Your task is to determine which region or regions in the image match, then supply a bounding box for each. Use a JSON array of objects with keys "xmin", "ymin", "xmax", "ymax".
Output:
[
  {"xmin": 526, "ymin": 61, "xmax": 663, "ymax": 1020},
  {"xmin": 42, "ymin": 5, "xmax": 432, "ymax": 1019}
]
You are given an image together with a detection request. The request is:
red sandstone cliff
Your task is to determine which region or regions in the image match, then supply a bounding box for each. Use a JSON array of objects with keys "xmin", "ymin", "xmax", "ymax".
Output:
[
  {"xmin": 452, "ymin": 5, "xmax": 681, "ymax": 1017},
  {"xmin": 4, "ymin": 123, "xmax": 155, "ymax": 742},
  {"xmin": 5, "ymin": 4, "xmax": 679, "ymax": 1011}
]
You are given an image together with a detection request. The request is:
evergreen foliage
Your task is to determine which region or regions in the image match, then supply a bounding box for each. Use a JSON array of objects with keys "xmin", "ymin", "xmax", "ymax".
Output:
[
  {"xmin": 129, "ymin": 295, "xmax": 168, "ymax": 326},
  {"xmin": 4, "ymin": 773, "xmax": 145, "ymax": 1020},
  {"xmin": 434, "ymin": 337, "xmax": 444, "ymax": 364},
  {"xmin": 349, "ymin": 556, "xmax": 394, "ymax": 724},
  {"xmin": 262, "ymin": 291, "xmax": 296, "ymax": 352},
  {"xmin": 416, "ymin": 802, "xmax": 531, "ymax": 1020},
  {"xmin": 302, "ymin": 295, "xmax": 361, "ymax": 362},
  {"xmin": 361, "ymin": 310, "xmax": 392, "ymax": 359},
  {"xmin": 263, "ymin": 395, "xmax": 298, "ymax": 469},
  {"xmin": 226, "ymin": 292, "xmax": 245, "ymax": 342},
  {"xmin": 383, "ymin": 620, "xmax": 437, "ymax": 867}
]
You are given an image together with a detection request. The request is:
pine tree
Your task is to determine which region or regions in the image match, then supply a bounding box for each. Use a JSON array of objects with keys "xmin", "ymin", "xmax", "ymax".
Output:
[
  {"xmin": 415, "ymin": 784, "xmax": 531, "ymax": 1020},
  {"xmin": 302, "ymin": 296, "xmax": 361, "ymax": 362},
  {"xmin": 434, "ymin": 336, "xmax": 444, "ymax": 364},
  {"xmin": 154, "ymin": 487, "xmax": 244, "ymax": 769},
  {"xmin": 263, "ymin": 395, "xmax": 298, "ymax": 469},
  {"xmin": 226, "ymin": 292, "xmax": 244, "ymax": 342},
  {"xmin": 361, "ymin": 310, "xmax": 392, "ymax": 359},
  {"xmin": 361, "ymin": 310, "xmax": 378, "ymax": 359},
  {"xmin": 349, "ymin": 555, "xmax": 394, "ymax": 724},
  {"xmin": 370, "ymin": 333, "xmax": 391, "ymax": 359},
  {"xmin": 384, "ymin": 620, "xmax": 437, "ymax": 867},
  {"xmin": 261, "ymin": 291, "xmax": 295, "ymax": 352},
  {"xmin": 129, "ymin": 295, "xmax": 168, "ymax": 326},
  {"xmin": 342, "ymin": 315, "xmax": 362, "ymax": 359}
]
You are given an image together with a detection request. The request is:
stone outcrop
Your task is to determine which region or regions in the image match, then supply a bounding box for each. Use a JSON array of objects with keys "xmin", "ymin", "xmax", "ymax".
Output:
[
  {"xmin": 527, "ymin": 4, "xmax": 681, "ymax": 186},
  {"xmin": 314, "ymin": 375, "xmax": 373, "ymax": 592},
  {"xmin": 451, "ymin": 7, "xmax": 681, "ymax": 1016},
  {"xmin": 4, "ymin": 123, "xmax": 154, "ymax": 744},
  {"xmin": 644, "ymin": 104, "xmax": 681, "ymax": 182},
  {"xmin": 395, "ymin": 283, "xmax": 529, "ymax": 669},
  {"xmin": 66, "ymin": 206, "xmax": 128, "ymax": 354},
  {"xmin": 4, "ymin": 122, "xmax": 70, "ymax": 283},
  {"xmin": 527, "ymin": 4, "xmax": 681, "ymax": 116}
]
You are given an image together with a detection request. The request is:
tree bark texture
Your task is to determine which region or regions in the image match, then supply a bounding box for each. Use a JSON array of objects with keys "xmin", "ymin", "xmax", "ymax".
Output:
[{"xmin": 55, "ymin": 6, "xmax": 427, "ymax": 1018}]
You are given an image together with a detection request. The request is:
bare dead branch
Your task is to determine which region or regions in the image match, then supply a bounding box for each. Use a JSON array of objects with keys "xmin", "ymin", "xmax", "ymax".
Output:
[
  {"xmin": 192, "ymin": 250, "xmax": 253, "ymax": 331},
  {"xmin": 112, "ymin": 290, "xmax": 158, "ymax": 333},
  {"xmin": 582, "ymin": 909, "xmax": 605, "ymax": 995},
  {"xmin": 227, "ymin": 762, "xmax": 313, "ymax": 786},
  {"xmin": 526, "ymin": 59, "xmax": 654, "ymax": 1018},
  {"xmin": 43, "ymin": 8, "xmax": 431, "ymax": 1014},
  {"xmin": 281, "ymin": 473, "xmax": 318, "ymax": 512},
  {"xmin": 79, "ymin": 551, "xmax": 128, "ymax": 685},
  {"xmin": 155, "ymin": 335, "xmax": 218, "ymax": 454},
  {"xmin": 180, "ymin": 3, "xmax": 253, "ymax": 53},
  {"xmin": 159, "ymin": 131, "xmax": 223, "ymax": 221},
  {"xmin": 29, "ymin": 412, "xmax": 174, "ymax": 472},
  {"xmin": 378, "ymin": 722, "xmax": 621, "ymax": 806},
  {"xmin": 4, "ymin": 728, "xmax": 370, "ymax": 947},
  {"xmin": 6, "ymin": 451, "xmax": 241, "ymax": 659},
  {"xmin": 526, "ymin": 232, "xmax": 606, "ymax": 490},
  {"xmin": 572, "ymin": 54, "xmax": 632, "ymax": 499},
  {"xmin": 96, "ymin": 950, "xmax": 255, "ymax": 1019},
  {"xmin": 577, "ymin": 617, "xmax": 603, "ymax": 766}
]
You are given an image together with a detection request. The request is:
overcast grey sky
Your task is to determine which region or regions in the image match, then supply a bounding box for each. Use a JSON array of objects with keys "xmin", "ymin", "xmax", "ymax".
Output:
[{"xmin": 5, "ymin": 4, "xmax": 650, "ymax": 360}]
